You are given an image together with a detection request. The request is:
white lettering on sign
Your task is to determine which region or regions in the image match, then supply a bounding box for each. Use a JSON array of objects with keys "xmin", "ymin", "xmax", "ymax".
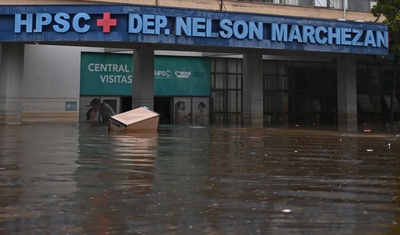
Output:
[
  {"xmin": 100, "ymin": 75, "xmax": 132, "ymax": 83},
  {"xmin": 155, "ymin": 70, "xmax": 172, "ymax": 79},
  {"xmin": 271, "ymin": 23, "xmax": 388, "ymax": 48},
  {"xmin": 175, "ymin": 71, "xmax": 191, "ymax": 79},
  {"xmin": 88, "ymin": 63, "xmax": 130, "ymax": 73},
  {"xmin": 15, "ymin": 13, "xmax": 90, "ymax": 33},
  {"xmin": 12, "ymin": 12, "xmax": 388, "ymax": 49}
]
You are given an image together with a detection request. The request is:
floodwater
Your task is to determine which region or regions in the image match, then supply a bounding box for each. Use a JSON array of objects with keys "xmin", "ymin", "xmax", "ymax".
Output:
[{"xmin": 1, "ymin": 123, "xmax": 400, "ymax": 235}]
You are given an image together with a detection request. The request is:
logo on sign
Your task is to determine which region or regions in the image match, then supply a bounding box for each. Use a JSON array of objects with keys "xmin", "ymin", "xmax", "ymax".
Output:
[
  {"xmin": 175, "ymin": 71, "xmax": 191, "ymax": 79},
  {"xmin": 155, "ymin": 70, "xmax": 172, "ymax": 79}
]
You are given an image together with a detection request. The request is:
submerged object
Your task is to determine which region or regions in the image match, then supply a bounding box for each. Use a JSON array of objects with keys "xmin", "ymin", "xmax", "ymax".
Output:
[{"xmin": 108, "ymin": 106, "xmax": 160, "ymax": 133}]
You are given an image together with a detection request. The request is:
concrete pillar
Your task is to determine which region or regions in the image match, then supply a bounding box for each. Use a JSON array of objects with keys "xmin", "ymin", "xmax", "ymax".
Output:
[
  {"xmin": 242, "ymin": 52, "xmax": 263, "ymax": 127},
  {"xmin": 337, "ymin": 54, "xmax": 358, "ymax": 132},
  {"xmin": 132, "ymin": 45, "xmax": 154, "ymax": 109},
  {"xmin": 0, "ymin": 43, "xmax": 25, "ymax": 125}
]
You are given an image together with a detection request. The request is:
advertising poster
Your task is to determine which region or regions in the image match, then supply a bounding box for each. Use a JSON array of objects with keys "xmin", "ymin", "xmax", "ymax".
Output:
[
  {"xmin": 79, "ymin": 96, "xmax": 118, "ymax": 124},
  {"xmin": 174, "ymin": 97, "xmax": 192, "ymax": 125},
  {"xmin": 193, "ymin": 97, "xmax": 209, "ymax": 126}
]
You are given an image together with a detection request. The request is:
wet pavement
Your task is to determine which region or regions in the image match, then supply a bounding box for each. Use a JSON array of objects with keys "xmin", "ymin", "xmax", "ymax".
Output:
[{"xmin": 1, "ymin": 123, "xmax": 400, "ymax": 234}]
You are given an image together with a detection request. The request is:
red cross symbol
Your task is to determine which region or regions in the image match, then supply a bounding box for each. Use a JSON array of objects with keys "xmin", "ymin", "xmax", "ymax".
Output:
[{"xmin": 97, "ymin": 12, "xmax": 117, "ymax": 33}]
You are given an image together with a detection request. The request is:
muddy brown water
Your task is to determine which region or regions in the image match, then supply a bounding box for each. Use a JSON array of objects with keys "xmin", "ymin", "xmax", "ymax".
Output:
[{"xmin": 1, "ymin": 123, "xmax": 400, "ymax": 234}]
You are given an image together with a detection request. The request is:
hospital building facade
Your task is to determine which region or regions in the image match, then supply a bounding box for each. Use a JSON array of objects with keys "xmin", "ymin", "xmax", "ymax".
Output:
[{"xmin": 0, "ymin": 0, "xmax": 393, "ymax": 131}]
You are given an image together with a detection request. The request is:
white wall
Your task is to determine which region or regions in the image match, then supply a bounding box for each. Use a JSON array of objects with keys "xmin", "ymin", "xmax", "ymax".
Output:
[{"xmin": 22, "ymin": 44, "xmax": 104, "ymax": 122}]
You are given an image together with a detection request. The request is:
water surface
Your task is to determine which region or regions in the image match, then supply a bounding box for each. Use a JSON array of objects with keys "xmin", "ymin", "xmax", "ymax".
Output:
[{"xmin": 1, "ymin": 123, "xmax": 400, "ymax": 234}]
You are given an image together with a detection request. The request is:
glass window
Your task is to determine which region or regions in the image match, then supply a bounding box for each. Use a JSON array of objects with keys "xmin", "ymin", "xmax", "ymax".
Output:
[
  {"xmin": 237, "ymin": 91, "xmax": 242, "ymax": 111},
  {"xmin": 277, "ymin": 61, "xmax": 288, "ymax": 75},
  {"xmin": 210, "ymin": 58, "xmax": 243, "ymax": 125},
  {"xmin": 348, "ymin": 0, "xmax": 371, "ymax": 12},
  {"xmin": 311, "ymin": 78, "xmax": 325, "ymax": 94},
  {"xmin": 215, "ymin": 59, "xmax": 226, "ymax": 73},
  {"xmin": 310, "ymin": 63, "xmax": 325, "ymax": 93},
  {"xmin": 291, "ymin": 62, "xmax": 309, "ymax": 91},
  {"xmin": 293, "ymin": 75, "xmax": 310, "ymax": 91},
  {"xmin": 228, "ymin": 75, "xmax": 238, "ymax": 89},
  {"xmin": 265, "ymin": 91, "xmax": 287, "ymax": 113},
  {"xmin": 211, "ymin": 91, "xmax": 225, "ymax": 112},
  {"xmin": 264, "ymin": 61, "xmax": 278, "ymax": 75},
  {"xmin": 382, "ymin": 79, "xmax": 393, "ymax": 93},
  {"xmin": 265, "ymin": 60, "xmax": 337, "ymax": 128},
  {"xmin": 284, "ymin": 0, "xmax": 299, "ymax": 5},
  {"xmin": 214, "ymin": 74, "xmax": 226, "ymax": 89},
  {"xmin": 212, "ymin": 113, "xmax": 225, "ymax": 123},
  {"xmin": 228, "ymin": 113, "xmax": 241, "ymax": 124},
  {"xmin": 293, "ymin": 92, "xmax": 310, "ymax": 112},
  {"xmin": 228, "ymin": 91, "xmax": 239, "ymax": 112},
  {"xmin": 382, "ymin": 65, "xmax": 393, "ymax": 79},
  {"xmin": 211, "ymin": 60, "xmax": 215, "ymax": 73},
  {"xmin": 228, "ymin": 59, "xmax": 241, "ymax": 73},
  {"xmin": 309, "ymin": 62, "xmax": 324, "ymax": 79},
  {"xmin": 265, "ymin": 76, "xmax": 288, "ymax": 90},
  {"xmin": 328, "ymin": 0, "xmax": 342, "ymax": 9},
  {"xmin": 239, "ymin": 0, "xmax": 372, "ymax": 12}
]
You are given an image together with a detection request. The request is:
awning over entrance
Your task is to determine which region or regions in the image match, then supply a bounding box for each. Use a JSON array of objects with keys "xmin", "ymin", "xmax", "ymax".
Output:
[{"xmin": 0, "ymin": 4, "xmax": 389, "ymax": 55}]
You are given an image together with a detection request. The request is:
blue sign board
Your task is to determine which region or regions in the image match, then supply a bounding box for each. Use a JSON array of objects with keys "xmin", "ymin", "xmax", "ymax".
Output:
[
  {"xmin": 65, "ymin": 101, "xmax": 77, "ymax": 111},
  {"xmin": 0, "ymin": 4, "xmax": 389, "ymax": 55}
]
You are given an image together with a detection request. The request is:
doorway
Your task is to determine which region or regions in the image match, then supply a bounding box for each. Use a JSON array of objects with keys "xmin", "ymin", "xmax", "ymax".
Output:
[
  {"xmin": 120, "ymin": 96, "xmax": 132, "ymax": 113},
  {"xmin": 154, "ymin": 97, "xmax": 172, "ymax": 124}
]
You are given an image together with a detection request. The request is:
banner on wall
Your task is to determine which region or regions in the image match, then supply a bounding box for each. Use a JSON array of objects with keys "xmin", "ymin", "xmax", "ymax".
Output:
[
  {"xmin": 154, "ymin": 56, "xmax": 210, "ymax": 96},
  {"xmin": 80, "ymin": 53, "xmax": 210, "ymax": 96},
  {"xmin": 80, "ymin": 53, "xmax": 133, "ymax": 96}
]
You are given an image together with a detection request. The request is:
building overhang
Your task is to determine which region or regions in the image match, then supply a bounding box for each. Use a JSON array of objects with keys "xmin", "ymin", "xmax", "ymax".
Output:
[{"xmin": 0, "ymin": 4, "xmax": 389, "ymax": 55}]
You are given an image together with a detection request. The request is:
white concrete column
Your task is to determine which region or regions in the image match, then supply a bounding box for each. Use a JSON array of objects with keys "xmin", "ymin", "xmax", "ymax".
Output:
[
  {"xmin": 337, "ymin": 54, "xmax": 358, "ymax": 132},
  {"xmin": 242, "ymin": 52, "xmax": 263, "ymax": 127},
  {"xmin": 0, "ymin": 43, "xmax": 25, "ymax": 125},
  {"xmin": 132, "ymin": 45, "xmax": 154, "ymax": 109}
]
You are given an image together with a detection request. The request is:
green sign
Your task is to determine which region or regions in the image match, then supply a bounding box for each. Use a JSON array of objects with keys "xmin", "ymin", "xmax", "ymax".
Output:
[
  {"xmin": 80, "ymin": 52, "xmax": 210, "ymax": 96},
  {"xmin": 154, "ymin": 56, "xmax": 210, "ymax": 96},
  {"xmin": 80, "ymin": 53, "xmax": 133, "ymax": 96}
]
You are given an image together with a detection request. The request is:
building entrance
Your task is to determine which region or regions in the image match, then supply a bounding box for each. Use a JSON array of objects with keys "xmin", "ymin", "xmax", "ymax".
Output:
[
  {"xmin": 154, "ymin": 97, "xmax": 172, "ymax": 124},
  {"xmin": 264, "ymin": 60, "xmax": 338, "ymax": 128}
]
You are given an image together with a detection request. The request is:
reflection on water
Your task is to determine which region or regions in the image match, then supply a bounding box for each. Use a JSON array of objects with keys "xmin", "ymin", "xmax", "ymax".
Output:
[{"xmin": 1, "ymin": 123, "xmax": 400, "ymax": 234}]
